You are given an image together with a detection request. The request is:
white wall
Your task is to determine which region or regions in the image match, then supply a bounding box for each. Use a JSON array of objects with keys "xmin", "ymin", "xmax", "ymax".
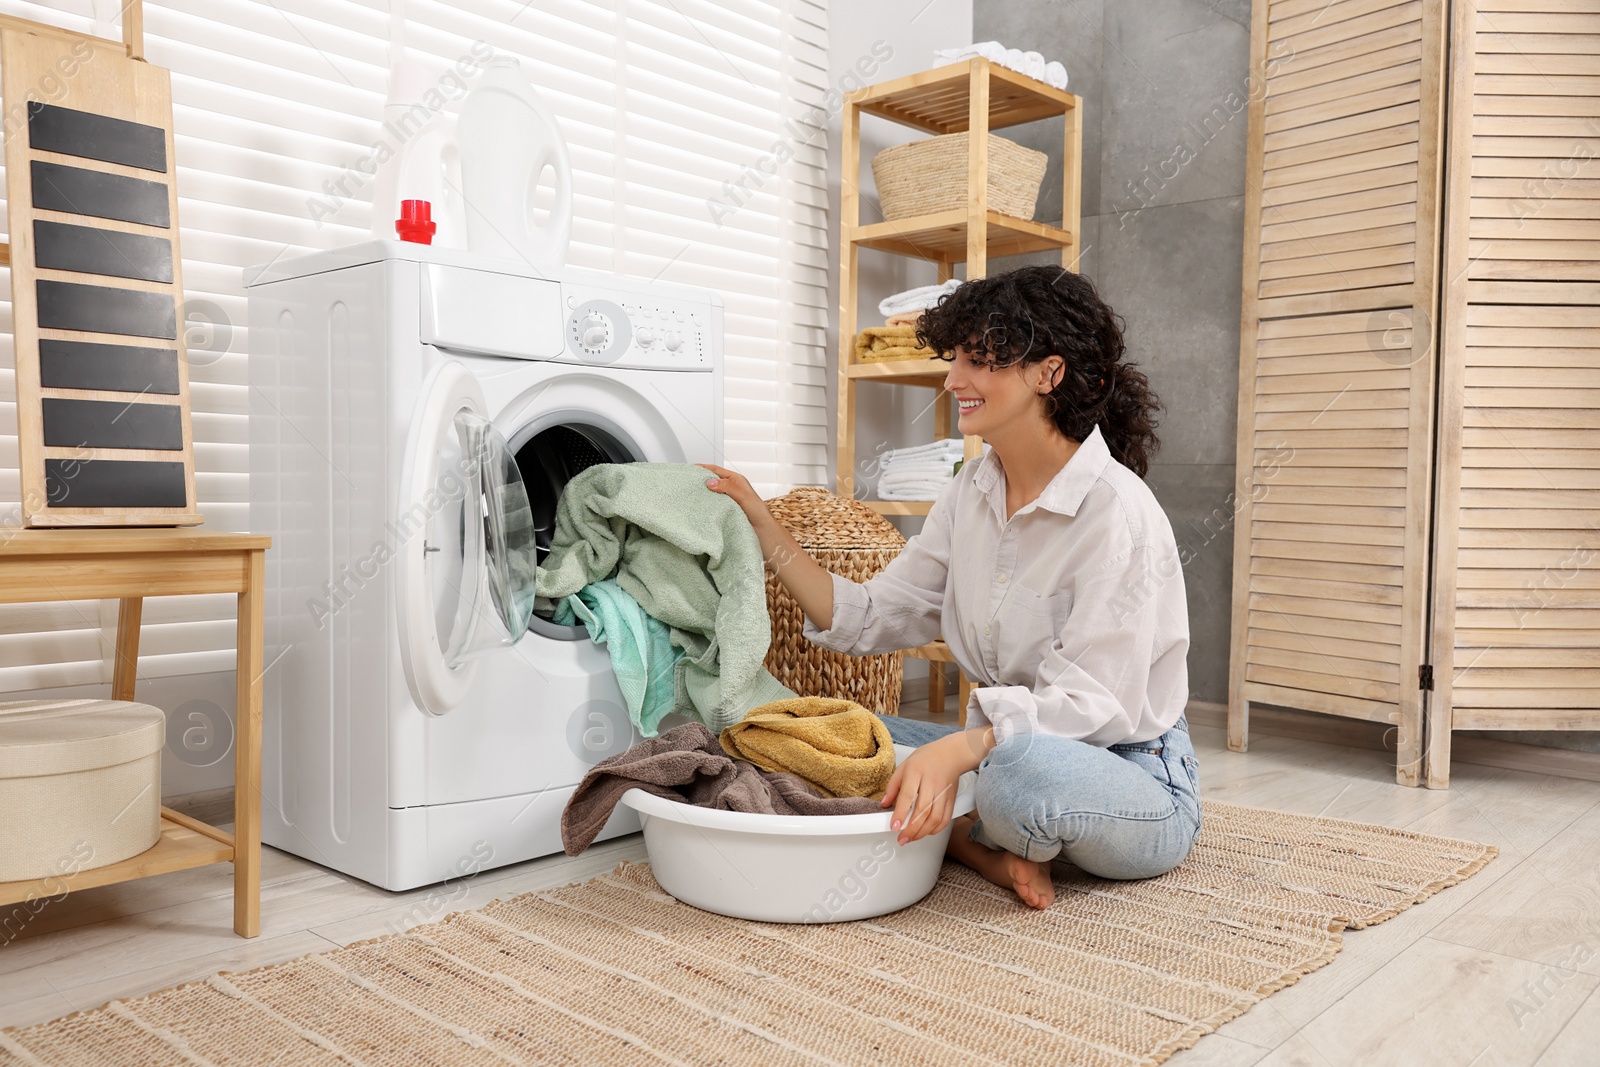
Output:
[{"xmin": 825, "ymin": 1, "xmax": 972, "ymax": 501}]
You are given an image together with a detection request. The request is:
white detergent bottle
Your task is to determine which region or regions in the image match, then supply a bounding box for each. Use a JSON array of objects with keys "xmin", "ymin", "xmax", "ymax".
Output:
[
  {"xmin": 456, "ymin": 55, "xmax": 573, "ymax": 273},
  {"xmin": 370, "ymin": 57, "xmax": 467, "ymax": 248}
]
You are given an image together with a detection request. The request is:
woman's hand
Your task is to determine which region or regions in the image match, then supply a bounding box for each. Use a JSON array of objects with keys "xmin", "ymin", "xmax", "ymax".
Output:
[
  {"xmin": 881, "ymin": 732, "xmax": 978, "ymax": 846},
  {"xmin": 698, "ymin": 462, "xmax": 837, "ymax": 632},
  {"xmin": 698, "ymin": 464, "xmax": 766, "ymax": 524}
]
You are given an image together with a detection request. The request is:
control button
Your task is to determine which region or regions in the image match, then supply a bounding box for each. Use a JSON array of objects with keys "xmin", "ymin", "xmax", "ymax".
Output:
[
  {"xmin": 637, "ymin": 328, "xmax": 656, "ymax": 347},
  {"xmin": 664, "ymin": 331, "xmax": 682, "ymax": 351},
  {"xmin": 567, "ymin": 295, "xmax": 578, "ymax": 309}
]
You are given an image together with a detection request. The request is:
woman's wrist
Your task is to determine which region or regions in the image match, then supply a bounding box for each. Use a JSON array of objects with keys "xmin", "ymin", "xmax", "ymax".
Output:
[{"xmin": 938, "ymin": 727, "xmax": 994, "ymax": 774}]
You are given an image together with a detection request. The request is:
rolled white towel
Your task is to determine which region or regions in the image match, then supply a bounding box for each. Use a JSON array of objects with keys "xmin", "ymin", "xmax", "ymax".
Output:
[
  {"xmin": 931, "ymin": 41, "xmax": 1069, "ymax": 90},
  {"xmin": 878, "ymin": 279, "xmax": 962, "ymax": 319}
]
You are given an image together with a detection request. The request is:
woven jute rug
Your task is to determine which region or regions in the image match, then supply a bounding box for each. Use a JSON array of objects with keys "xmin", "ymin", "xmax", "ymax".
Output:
[{"xmin": 0, "ymin": 799, "xmax": 1495, "ymax": 1066}]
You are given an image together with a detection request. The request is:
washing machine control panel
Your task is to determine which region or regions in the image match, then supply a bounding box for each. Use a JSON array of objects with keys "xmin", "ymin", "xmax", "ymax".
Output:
[{"xmin": 563, "ymin": 288, "xmax": 711, "ymax": 371}]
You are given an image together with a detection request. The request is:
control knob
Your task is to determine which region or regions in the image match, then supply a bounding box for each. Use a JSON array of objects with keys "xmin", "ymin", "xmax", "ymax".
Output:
[{"xmin": 579, "ymin": 313, "xmax": 609, "ymax": 350}]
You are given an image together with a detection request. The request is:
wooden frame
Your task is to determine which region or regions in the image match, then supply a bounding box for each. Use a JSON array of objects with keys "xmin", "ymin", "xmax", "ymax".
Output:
[
  {"xmin": 1, "ymin": 2, "xmax": 201, "ymax": 528},
  {"xmin": 0, "ymin": 530, "xmax": 269, "ymax": 937}
]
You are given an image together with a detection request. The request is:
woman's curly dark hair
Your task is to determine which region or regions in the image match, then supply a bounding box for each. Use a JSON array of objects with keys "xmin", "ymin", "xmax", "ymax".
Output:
[{"xmin": 915, "ymin": 266, "xmax": 1161, "ymax": 478}]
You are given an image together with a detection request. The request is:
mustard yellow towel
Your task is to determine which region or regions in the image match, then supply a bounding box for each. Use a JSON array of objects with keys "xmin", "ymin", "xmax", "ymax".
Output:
[
  {"xmin": 854, "ymin": 325, "xmax": 930, "ymax": 363},
  {"xmin": 719, "ymin": 697, "xmax": 897, "ymax": 800}
]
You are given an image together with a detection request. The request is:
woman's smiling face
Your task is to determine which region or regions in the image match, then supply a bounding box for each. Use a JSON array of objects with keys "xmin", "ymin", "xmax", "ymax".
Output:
[{"xmin": 942, "ymin": 345, "xmax": 1061, "ymax": 440}]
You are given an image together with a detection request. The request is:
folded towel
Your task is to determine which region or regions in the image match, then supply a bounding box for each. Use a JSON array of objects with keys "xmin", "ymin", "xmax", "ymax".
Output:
[
  {"xmin": 879, "ymin": 439, "xmax": 965, "ymax": 462},
  {"xmin": 878, "ymin": 279, "xmax": 962, "ymax": 319},
  {"xmin": 560, "ymin": 722, "xmax": 881, "ymax": 854},
  {"xmin": 878, "ymin": 462, "xmax": 959, "ymax": 480},
  {"xmin": 719, "ymin": 697, "xmax": 896, "ymax": 800},
  {"xmin": 536, "ymin": 463, "xmax": 796, "ymax": 733},
  {"xmin": 933, "ymin": 41, "xmax": 1069, "ymax": 90},
  {"xmin": 553, "ymin": 579, "xmax": 682, "ymax": 738},
  {"xmin": 878, "ymin": 483, "xmax": 949, "ymax": 501},
  {"xmin": 885, "ymin": 311, "xmax": 923, "ymax": 327},
  {"xmin": 855, "ymin": 324, "xmax": 931, "ymax": 363}
]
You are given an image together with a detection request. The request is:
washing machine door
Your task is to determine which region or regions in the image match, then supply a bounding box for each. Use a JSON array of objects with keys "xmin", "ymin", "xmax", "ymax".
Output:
[{"xmin": 397, "ymin": 361, "xmax": 538, "ymax": 716}]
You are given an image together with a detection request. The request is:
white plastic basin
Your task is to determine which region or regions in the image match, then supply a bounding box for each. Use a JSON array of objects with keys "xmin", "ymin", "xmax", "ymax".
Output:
[{"xmin": 618, "ymin": 744, "xmax": 977, "ymax": 923}]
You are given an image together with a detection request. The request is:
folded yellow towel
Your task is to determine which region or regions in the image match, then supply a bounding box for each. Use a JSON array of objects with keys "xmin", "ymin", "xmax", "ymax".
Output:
[
  {"xmin": 854, "ymin": 324, "xmax": 930, "ymax": 363},
  {"xmin": 719, "ymin": 697, "xmax": 897, "ymax": 800}
]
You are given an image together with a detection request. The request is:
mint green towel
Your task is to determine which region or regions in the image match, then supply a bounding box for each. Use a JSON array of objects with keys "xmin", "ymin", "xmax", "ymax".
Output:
[
  {"xmin": 555, "ymin": 580, "xmax": 681, "ymax": 738},
  {"xmin": 535, "ymin": 463, "xmax": 796, "ymax": 733}
]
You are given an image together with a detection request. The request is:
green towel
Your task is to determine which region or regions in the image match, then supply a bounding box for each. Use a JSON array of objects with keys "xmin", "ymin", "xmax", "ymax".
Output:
[
  {"xmin": 535, "ymin": 463, "xmax": 796, "ymax": 733},
  {"xmin": 555, "ymin": 580, "xmax": 681, "ymax": 738}
]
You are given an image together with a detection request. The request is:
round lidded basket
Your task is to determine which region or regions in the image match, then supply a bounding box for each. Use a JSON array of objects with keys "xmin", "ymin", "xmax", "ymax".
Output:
[
  {"xmin": 871, "ymin": 131, "xmax": 1048, "ymax": 222},
  {"xmin": 762, "ymin": 487, "xmax": 905, "ymax": 716}
]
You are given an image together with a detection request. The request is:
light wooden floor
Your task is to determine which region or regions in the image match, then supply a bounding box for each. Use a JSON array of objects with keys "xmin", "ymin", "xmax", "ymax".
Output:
[{"xmin": 2, "ymin": 697, "xmax": 1597, "ymax": 1067}]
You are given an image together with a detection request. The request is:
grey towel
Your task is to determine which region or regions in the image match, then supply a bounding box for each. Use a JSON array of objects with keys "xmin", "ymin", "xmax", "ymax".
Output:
[{"xmin": 561, "ymin": 722, "xmax": 882, "ymax": 855}]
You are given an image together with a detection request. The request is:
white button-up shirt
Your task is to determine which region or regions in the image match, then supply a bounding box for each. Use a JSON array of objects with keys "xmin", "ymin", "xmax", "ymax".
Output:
[{"xmin": 803, "ymin": 425, "xmax": 1189, "ymax": 746}]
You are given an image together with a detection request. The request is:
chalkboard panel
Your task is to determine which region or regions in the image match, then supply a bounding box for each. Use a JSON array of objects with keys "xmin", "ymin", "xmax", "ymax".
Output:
[
  {"xmin": 42, "ymin": 397, "xmax": 183, "ymax": 451},
  {"xmin": 44, "ymin": 457, "xmax": 188, "ymax": 509},
  {"xmin": 31, "ymin": 161, "xmax": 171, "ymax": 228},
  {"xmin": 34, "ymin": 220, "xmax": 173, "ymax": 282},
  {"xmin": 7, "ymin": 28, "xmax": 200, "ymax": 526},
  {"xmin": 38, "ymin": 339, "xmax": 181, "ymax": 395},
  {"xmin": 36, "ymin": 279, "xmax": 177, "ymax": 339},
  {"xmin": 28, "ymin": 102, "xmax": 167, "ymax": 173}
]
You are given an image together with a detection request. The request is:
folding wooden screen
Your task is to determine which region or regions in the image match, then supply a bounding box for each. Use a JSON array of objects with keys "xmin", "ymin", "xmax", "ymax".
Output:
[
  {"xmin": 1231, "ymin": 0, "xmax": 1450, "ymax": 787},
  {"xmin": 1233, "ymin": 0, "xmax": 1600, "ymax": 788}
]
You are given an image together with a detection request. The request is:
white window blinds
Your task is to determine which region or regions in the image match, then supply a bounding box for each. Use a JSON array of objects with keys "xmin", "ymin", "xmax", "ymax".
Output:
[{"xmin": 0, "ymin": 0, "xmax": 826, "ymax": 693}]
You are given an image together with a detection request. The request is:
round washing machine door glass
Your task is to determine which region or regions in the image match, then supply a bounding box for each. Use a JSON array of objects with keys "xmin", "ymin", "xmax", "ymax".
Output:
[{"xmin": 397, "ymin": 361, "xmax": 538, "ymax": 715}]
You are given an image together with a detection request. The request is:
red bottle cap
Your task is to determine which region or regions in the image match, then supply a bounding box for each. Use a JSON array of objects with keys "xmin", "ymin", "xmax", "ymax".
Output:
[{"xmin": 396, "ymin": 199, "xmax": 437, "ymax": 244}]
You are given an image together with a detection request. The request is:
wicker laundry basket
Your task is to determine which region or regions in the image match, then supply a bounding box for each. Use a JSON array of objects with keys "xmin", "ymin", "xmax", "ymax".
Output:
[
  {"xmin": 872, "ymin": 132, "xmax": 1048, "ymax": 222},
  {"xmin": 762, "ymin": 487, "xmax": 906, "ymax": 716}
]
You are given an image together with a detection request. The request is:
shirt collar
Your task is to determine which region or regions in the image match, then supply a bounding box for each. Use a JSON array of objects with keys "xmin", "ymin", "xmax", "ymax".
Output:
[{"xmin": 973, "ymin": 424, "xmax": 1112, "ymax": 519}]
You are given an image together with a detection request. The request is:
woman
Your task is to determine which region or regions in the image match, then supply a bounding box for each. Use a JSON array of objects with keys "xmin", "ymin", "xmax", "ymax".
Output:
[{"xmin": 701, "ymin": 265, "xmax": 1199, "ymax": 910}]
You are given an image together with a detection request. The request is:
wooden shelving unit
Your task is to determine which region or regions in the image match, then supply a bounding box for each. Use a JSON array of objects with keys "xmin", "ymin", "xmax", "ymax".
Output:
[{"xmin": 837, "ymin": 59, "xmax": 1082, "ymax": 716}]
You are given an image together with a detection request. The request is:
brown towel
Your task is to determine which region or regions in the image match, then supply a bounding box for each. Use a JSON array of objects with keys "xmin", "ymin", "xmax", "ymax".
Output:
[
  {"xmin": 854, "ymin": 324, "xmax": 930, "ymax": 363},
  {"xmin": 561, "ymin": 722, "xmax": 880, "ymax": 855},
  {"xmin": 884, "ymin": 311, "xmax": 923, "ymax": 327},
  {"xmin": 719, "ymin": 697, "xmax": 896, "ymax": 800}
]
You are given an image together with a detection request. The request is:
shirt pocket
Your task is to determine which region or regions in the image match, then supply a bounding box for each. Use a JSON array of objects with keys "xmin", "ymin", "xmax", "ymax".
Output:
[{"xmin": 1000, "ymin": 584, "xmax": 1073, "ymax": 640}]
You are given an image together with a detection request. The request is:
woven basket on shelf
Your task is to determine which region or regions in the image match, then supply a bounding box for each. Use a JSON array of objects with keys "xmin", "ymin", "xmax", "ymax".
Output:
[
  {"xmin": 762, "ymin": 487, "xmax": 906, "ymax": 716},
  {"xmin": 871, "ymin": 132, "xmax": 1047, "ymax": 222}
]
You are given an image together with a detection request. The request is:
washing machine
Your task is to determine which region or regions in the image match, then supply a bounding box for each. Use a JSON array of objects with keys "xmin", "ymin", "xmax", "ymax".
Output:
[{"xmin": 245, "ymin": 240, "xmax": 722, "ymax": 890}]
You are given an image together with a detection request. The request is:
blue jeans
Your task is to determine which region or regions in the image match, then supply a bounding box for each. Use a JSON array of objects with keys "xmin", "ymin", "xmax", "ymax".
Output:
[{"xmin": 880, "ymin": 713, "xmax": 1203, "ymax": 880}]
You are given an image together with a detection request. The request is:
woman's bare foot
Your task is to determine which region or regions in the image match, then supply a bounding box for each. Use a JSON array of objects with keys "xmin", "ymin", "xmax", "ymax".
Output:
[{"xmin": 946, "ymin": 815, "xmax": 1057, "ymax": 910}]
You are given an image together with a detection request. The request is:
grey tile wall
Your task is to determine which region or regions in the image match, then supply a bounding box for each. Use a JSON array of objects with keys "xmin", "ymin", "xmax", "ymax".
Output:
[{"xmin": 975, "ymin": 0, "xmax": 1251, "ymax": 701}]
